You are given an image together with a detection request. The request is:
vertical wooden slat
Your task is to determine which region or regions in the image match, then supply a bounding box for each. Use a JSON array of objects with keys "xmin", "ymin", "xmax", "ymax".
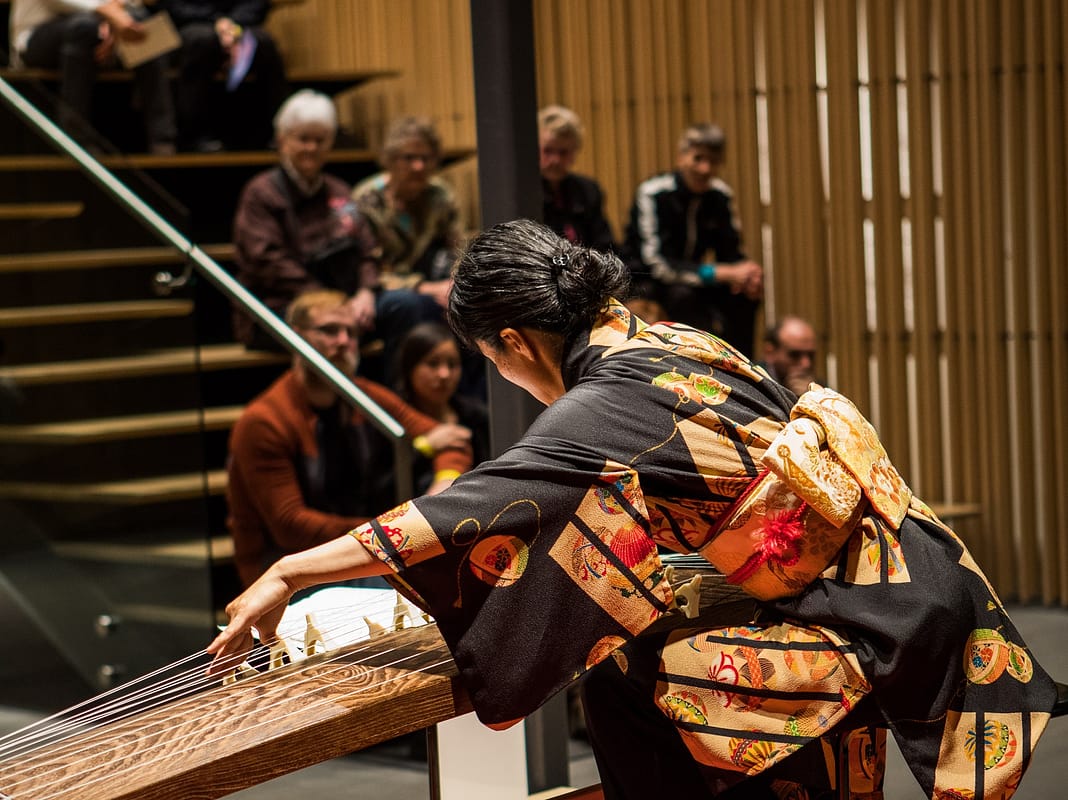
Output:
[
  {"xmin": 868, "ymin": 0, "xmax": 910, "ymax": 465},
  {"xmin": 903, "ymin": 0, "xmax": 945, "ymax": 500},
  {"xmin": 824, "ymin": 0, "xmax": 868, "ymax": 405},
  {"xmin": 1049, "ymin": 0, "xmax": 1068, "ymax": 604},
  {"xmin": 939, "ymin": 0, "xmax": 986, "ymax": 569}
]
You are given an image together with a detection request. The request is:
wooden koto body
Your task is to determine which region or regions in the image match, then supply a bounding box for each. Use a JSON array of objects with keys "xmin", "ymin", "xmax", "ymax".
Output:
[{"xmin": 0, "ymin": 624, "xmax": 471, "ymax": 800}]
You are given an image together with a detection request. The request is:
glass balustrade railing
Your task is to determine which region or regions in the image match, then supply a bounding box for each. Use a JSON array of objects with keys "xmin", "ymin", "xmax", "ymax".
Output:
[{"xmin": 0, "ymin": 73, "xmax": 410, "ymax": 718}]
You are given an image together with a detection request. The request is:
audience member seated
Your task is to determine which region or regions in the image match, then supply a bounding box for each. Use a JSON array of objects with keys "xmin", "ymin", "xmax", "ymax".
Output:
[
  {"xmin": 623, "ymin": 122, "xmax": 764, "ymax": 356},
  {"xmin": 226, "ymin": 289, "xmax": 474, "ymax": 588},
  {"xmin": 394, "ymin": 322, "xmax": 490, "ymax": 493},
  {"xmin": 163, "ymin": 0, "xmax": 286, "ymax": 151},
  {"xmin": 352, "ymin": 115, "xmax": 462, "ymax": 315},
  {"xmin": 538, "ymin": 104, "xmax": 616, "ymax": 254},
  {"xmin": 231, "ymin": 90, "xmax": 428, "ymax": 362},
  {"xmin": 9, "ymin": 0, "xmax": 177, "ymax": 153},
  {"xmin": 761, "ymin": 314, "xmax": 823, "ymax": 396}
]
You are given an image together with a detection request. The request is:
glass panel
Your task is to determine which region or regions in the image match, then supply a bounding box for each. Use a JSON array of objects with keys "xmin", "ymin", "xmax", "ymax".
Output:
[{"xmin": 0, "ymin": 72, "xmax": 291, "ymax": 723}]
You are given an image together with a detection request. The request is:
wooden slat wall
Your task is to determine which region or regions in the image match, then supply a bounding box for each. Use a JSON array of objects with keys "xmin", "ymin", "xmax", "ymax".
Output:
[{"xmin": 268, "ymin": 1, "xmax": 1067, "ymax": 605}]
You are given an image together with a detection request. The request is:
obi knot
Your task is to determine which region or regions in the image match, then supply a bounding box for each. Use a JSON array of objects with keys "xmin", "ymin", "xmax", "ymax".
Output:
[{"xmin": 762, "ymin": 385, "xmax": 912, "ymax": 530}]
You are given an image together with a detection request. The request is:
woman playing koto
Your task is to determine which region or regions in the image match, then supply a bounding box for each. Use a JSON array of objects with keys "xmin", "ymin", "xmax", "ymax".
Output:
[{"xmin": 210, "ymin": 219, "xmax": 1056, "ymax": 799}]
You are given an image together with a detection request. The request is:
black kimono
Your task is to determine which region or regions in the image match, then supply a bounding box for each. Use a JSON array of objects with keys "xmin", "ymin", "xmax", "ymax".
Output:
[{"xmin": 352, "ymin": 301, "xmax": 1055, "ymax": 798}]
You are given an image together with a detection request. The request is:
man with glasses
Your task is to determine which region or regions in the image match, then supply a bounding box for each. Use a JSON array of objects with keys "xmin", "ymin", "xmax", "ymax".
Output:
[
  {"xmin": 225, "ymin": 289, "xmax": 473, "ymax": 588},
  {"xmin": 762, "ymin": 314, "xmax": 821, "ymax": 396}
]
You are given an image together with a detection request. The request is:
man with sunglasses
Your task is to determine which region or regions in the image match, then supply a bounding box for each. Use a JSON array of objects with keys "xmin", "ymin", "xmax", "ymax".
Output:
[{"xmin": 762, "ymin": 314, "xmax": 821, "ymax": 396}]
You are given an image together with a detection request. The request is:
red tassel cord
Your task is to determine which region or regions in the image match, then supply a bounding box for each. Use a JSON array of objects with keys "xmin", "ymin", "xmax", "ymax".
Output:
[{"xmin": 726, "ymin": 501, "xmax": 808, "ymax": 585}]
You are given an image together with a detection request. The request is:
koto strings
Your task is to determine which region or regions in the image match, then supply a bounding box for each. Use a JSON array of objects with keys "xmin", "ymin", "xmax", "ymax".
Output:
[{"xmin": 0, "ymin": 590, "xmax": 450, "ymax": 800}]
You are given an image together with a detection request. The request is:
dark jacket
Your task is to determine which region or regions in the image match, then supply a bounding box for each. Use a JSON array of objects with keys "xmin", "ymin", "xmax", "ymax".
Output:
[
  {"xmin": 164, "ymin": 1, "xmax": 270, "ymax": 28},
  {"xmin": 623, "ymin": 171, "xmax": 744, "ymax": 280},
  {"xmin": 231, "ymin": 167, "xmax": 380, "ymax": 345},
  {"xmin": 541, "ymin": 173, "xmax": 617, "ymax": 254}
]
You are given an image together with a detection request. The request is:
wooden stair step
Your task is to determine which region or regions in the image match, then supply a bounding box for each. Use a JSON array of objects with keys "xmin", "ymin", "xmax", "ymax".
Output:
[
  {"xmin": 0, "ymin": 343, "xmax": 287, "ymax": 386},
  {"xmin": 0, "ymin": 469, "xmax": 228, "ymax": 504},
  {"xmin": 0, "ymin": 299, "xmax": 193, "ymax": 328},
  {"xmin": 0, "ymin": 243, "xmax": 234, "ymax": 274},
  {"xmin": 283, "ymin": 68, "xmax": 401, "ymax": 95},
  {"xmin": 0, "ymin": 148, "xmax": 368, "ymax": 171},
  {"xmin": 0, "ymin": 201, "xmax": 84, "ymax": 220},
  {"xmin": 0, "ymin": 405, "xmax": 244, "ymax": 444},
  {"xmin": 53, "ymin": 534, "xmax": 234, "ymax": 568},
  {"xmin": 1, "ymin": 66, "xmax": 395, "ymax": 84},
  {"xmin": 112, "ymin": 602, "xmax": 219, "ymax": 630},
  {"xmin": 0, "ymin": 146, "xmax": 474, "ymax": 172}
]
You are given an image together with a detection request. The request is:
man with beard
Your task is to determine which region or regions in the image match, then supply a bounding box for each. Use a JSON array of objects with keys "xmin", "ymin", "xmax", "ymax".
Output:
[{"xmin": 225, "ymin": 290, "xmax": 473, "ymax": 588}]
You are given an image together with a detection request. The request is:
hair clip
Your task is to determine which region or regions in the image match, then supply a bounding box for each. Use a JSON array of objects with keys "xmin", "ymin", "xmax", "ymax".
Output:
[{"xmin": 552, "ymin": 253, "xmax": 569, "ymax": 269}]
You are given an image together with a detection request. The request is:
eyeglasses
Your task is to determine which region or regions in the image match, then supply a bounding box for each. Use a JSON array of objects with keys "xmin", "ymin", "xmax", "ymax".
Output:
[
  {"xmin": 309, "ymin": 323, "xmax": 358, "ymax": 340},
  {"xmin": 395, "ymin": 151, "xmax": 437, "ymax": 165},
  {"xmin": 785, "ymin": 349, "xmax": 816, "ymax": 361}
]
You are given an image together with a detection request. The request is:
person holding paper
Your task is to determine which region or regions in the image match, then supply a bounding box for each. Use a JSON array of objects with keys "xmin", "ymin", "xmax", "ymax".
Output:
[
  {"xmin": 8, "ymin": 0, "xmax": 177, "ymax": 153},
  {"xmin": 163, "ymin": 0, "xmax": 286, "ymax": 151}
]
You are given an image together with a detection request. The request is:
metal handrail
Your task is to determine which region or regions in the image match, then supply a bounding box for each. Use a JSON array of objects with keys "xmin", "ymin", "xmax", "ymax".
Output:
[{"xmin": 0, "ymin": 75, "xmax": 413, "ymax": 498}]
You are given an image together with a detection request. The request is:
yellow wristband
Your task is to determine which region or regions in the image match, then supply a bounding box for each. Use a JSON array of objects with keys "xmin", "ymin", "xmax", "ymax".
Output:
[
  {"xmin": 433, "ymin": 469, "xmax": 462, "ymax": 483},
  {"xmin": 412, "ymin": 435, "xmax": 435, "ymax": 458}
]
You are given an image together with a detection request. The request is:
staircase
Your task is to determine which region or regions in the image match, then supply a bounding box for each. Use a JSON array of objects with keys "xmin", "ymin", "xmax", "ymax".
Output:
[{"xmin": 0, "ymin": 50, "xmax": 404, "ymax": 703}]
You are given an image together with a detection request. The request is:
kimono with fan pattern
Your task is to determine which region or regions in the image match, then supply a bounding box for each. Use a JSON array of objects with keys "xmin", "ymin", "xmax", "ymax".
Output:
[{"xmin": 351, "ymin": 301, "xmax": 1055, "ymax": 798}]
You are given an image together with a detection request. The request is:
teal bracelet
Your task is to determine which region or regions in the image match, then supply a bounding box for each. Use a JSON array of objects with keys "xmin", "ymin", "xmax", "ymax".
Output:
[{"xmin": 698, "ymin": 263, "xmax": 717, "ymax": 285}]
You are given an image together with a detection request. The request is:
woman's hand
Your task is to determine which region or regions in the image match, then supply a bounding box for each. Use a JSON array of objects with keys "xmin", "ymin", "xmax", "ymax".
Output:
[
  {"xmin": 418, "ymin": 278, "xmax": 453, "ymax": 309},
  {"xmin": 97, "ymin": 0, "xmax": 146, "ymax": 43},
  {"xmin": 424, "ymin": 422, "xmax": 472, "ymax": 453},
  {"xmin": 206, "ymin": 566, "xmax": 294, "ymax": 676},
  {"xmin": 206, "ymin": 536, "xmax": 391, "ymax": 677},
  {"xmin": 347, "ymin": 289, "xmax": 377, "ymax": 332}
]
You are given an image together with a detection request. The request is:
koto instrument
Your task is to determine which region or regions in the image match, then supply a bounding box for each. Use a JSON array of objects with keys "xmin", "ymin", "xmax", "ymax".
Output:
[
  {"xmin": 0, "ymin": 592, "xmax": 470, "ymax": 800},
  {"xmin": 0, "ymin": 561, "xmax": 734, "ymax": 800}
]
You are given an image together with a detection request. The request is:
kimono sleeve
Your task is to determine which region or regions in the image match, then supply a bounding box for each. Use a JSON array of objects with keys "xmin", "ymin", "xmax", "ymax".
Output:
[{"xmin": 350, "ymin": 434, "xmax": 675, "ymax": 725}]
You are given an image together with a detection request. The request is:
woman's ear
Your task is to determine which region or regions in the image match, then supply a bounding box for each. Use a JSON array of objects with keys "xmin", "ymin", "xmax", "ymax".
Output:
[{"xmin": 498, "ymin": 327, "xmax": 536, "ymax": 362}]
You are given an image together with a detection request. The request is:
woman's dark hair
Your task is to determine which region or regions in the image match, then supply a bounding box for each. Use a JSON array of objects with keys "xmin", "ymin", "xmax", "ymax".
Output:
[
  {"xmin": 394, "ymin": 321, "xmax": 458, "ymax": 398},
  {"xmin": 448, "ymin": 219, "xmax": 630, "ymax": 351}
]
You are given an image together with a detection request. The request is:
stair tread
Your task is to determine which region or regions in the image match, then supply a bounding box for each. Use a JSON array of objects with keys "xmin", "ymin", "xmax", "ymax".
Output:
[
  {"xmin": 0, "ymin": 243, "xmax": 234, "ymax": 273},
  {"xmin": 0, "ymin": 299, "xmax": 193, "ymax": 327},
  {"xmin": 0, "ymin": 201, "xmax": 84, "ymax": 220},
  {"xmin": 0, "ymin": 148, "xmax": 372, "ymax": 171},
  {"xmin": 0, "ymin": 343, "xmax": 287, "ymax": 385},
  {"xmin": 0, "ymin": 469, "xmax": 228, "ymax": 504},
  {"xmin": 0, "ymin": 66, "xmax": 395, "ymax": 85},
  {"xmin": 0, "ymin": 405, "xmax": 244, "ymax": 443},
  {"xmin": 0, "ymin": 146, "xmax": 474, "ymax": 172},
  {"xmin": 54, "ymin": 534, "xmax": 234, "ymax": 566}
]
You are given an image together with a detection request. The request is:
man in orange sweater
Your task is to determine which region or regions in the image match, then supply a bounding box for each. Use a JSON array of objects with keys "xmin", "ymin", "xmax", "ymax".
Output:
[{"xmin": 226, "ymin": 289, "xmax": 473, "ymax": 587}]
